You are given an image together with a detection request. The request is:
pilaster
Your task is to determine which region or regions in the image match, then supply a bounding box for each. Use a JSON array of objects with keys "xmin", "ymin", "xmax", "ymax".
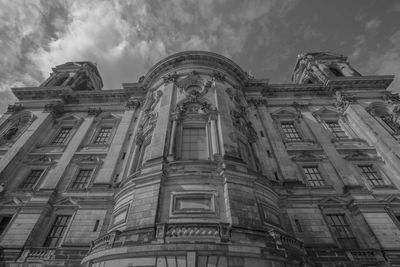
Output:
[
  {"xmin": 40, "ymin": 115, "xmax": 94, "ymax": 190},
  {"xmin": 93, "ymin": 110, "xmax": 134, "ymax": 185}
]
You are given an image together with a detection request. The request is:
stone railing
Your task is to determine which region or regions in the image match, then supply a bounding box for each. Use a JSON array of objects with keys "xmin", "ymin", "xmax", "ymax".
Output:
[
  {"xmin": 19, "ymin": 247, "xmax": 56, "ymax": 260},
  {"xmin": 156, "ymin": 223, "xmax": 231, "ymax": 242},
  {"xmin": 348, "ymin": 249, "xmax": 379, "ymax": 261},
  {"xmin": 89, "ymin": 231, "xmax": 119, "ymax": 253},
  {"xmin": 268, "ymin": 229, "xmax": 304, "ymax": 252}
]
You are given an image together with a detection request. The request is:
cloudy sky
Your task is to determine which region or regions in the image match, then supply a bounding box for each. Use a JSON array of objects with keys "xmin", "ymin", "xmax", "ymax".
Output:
[{"xmin": 1, "ymin": 0, "xmax": 400, "ymax": 113}]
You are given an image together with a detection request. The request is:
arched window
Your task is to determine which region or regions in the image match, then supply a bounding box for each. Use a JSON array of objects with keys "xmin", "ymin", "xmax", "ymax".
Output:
[
  {"xmin": 0, "ymin": 111, "xmax": 35, "ymax": 145},
  {"xmin": 329, "ymin": 67, "xmax": 344, "ymax": 77}
]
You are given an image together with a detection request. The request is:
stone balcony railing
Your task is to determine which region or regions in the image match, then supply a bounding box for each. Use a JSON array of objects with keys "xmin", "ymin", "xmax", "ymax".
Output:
[
  {"xmin": 306, "ymin": 247, "xmax": 385, "ymax": 264},
  {"xmin": 19, "ymin": 247, "xmax": 56, "ymax": 260},
  {"xmin": 89, "ymin": 230, "xmax": 119, "ymax": 253}
]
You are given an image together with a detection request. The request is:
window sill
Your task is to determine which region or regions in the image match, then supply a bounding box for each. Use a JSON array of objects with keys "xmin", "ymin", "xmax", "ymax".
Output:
[{"xmin": 371, "ymin": 184, "xmax": 396, "ymax": 189}]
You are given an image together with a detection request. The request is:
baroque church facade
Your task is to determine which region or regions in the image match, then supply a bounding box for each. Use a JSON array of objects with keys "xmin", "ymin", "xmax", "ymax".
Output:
[{"xmin": 0, "ymin": 51, "xmax": 400, "ymax": 266}]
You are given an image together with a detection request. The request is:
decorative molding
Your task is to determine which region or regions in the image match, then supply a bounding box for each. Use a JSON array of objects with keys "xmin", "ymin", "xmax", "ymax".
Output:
[
  {"xmin": 126, "ymin": 97, "xmax": 142, "ymax": 109},
  {"xmin": 88, "ymin": 107, "xmax": 102, "ymax": 117},
  {"xmin": 7, "ymin": 103, "xmax": 23, "ymax": 113}
]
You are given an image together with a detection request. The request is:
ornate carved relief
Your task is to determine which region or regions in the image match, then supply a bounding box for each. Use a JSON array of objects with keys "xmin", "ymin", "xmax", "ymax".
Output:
[
  {"xmin": 88, "ymin": 108, "xmax": 102, "ymax": 117},
  {"xmin": 0, "ymin": 111, "xmax": 36, "ymax": 145},
  {"xmin": 126, "ymin": 97, "xmax": 142, "ymax": 109},
  {"xmin": 335, "ymin": 91, "xmax": 357, "ymax": 110},
  {"xmin": 44, "ymin": 102, "xmax": 64, "ymax": 118},
  {"xmin": 175, "ymin": 71, "xmax": 214, "ymax": 97},
  {"xmin": 7, "ymin": 103, "xmax": 23, "ymax": 113},
  {"xmin": 230, "ymin": 109, "xmax": 258, "ymax": 143}
]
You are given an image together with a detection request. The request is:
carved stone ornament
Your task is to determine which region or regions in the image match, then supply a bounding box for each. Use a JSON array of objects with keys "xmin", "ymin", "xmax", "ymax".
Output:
[
  {"xmin": 7, "ymin": 103, "xmax": 23, "ymax": 113},
  {"xmin": 126, "ymin": 97, "xmax": 142, "ymax": 109},
  {"xmin": 44, "ymin": 103, "xmax": 64, "ymax": 118},
  {"xmin": 230, "ymin": 109, "xmax": 257, "ymax": 142},
  {"xmin": 88, "ymin": 107, "xmax": 102, "ymax": 117},
  {"xmin": 162, "ymin": 71, "xmax": 178, "ymax": 85},
  {"xmin": 383, "ymin": 91, "xmax": 400, "ymax": 103},
  {"xmin": 211, "ymin": 71, "xmax": 226, "ymax": 82},
  {"xmin": 335, "ymin": 91, "xmax": 356, "ymax": 110},
  {"xmin": 176, "ymin": 71, "xmax": 214, "ymax": 97}
]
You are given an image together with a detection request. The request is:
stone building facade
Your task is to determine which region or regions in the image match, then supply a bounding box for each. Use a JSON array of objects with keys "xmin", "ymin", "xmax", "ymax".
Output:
[{"xmin": 0, "ymin": 51, "xmax": 400, "ymax": 266}]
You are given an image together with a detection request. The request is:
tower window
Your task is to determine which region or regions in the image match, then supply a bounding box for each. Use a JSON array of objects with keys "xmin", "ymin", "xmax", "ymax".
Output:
[
  {"xmin": 70, "ymin": 169, "xmax": 93, "ymax": 189},
  {"xmin": 329, "ymin": 67, "xmax": 344, "ymax": 77},
  {"xmin": 44, "ymin": 215, "xmax": 71, "ymax": 247},
  {"xmin": 52, "ymin": 127, "xmax": 72, "ymax": 145},
  {"xmin": 325, "ymin": 121, "xmax": 347, "ymax": 139},
  {"xmin": 0, "ymin": 216, "xmax": 12, "ymax": 236},
  {"xmin": 281, "ymin": 122, "xmax": 301, "ymax": 141},
  {"xmin": 181, "ymin": 127, "xmax": 207, "ymax": 160},
  {"xmin": 358, "ymin": 165, "xmax": 385, "ymax": 186},
  {"xmin": 20, "ymin": 169, "xmax": 44, "ymax": 189},
  {"xmin": 93, "ymin": 127, "xmax": 113, "ymax": 144},
  {"xmin": 303, "ymin": 166, "xmax": 325, "ymax": 187},
  {"xmin": 326, "ymin": 214, "xmax": 358, "ymax": 248}
]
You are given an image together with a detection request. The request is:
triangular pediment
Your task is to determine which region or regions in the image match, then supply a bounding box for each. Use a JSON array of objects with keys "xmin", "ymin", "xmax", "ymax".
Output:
[
  {"xmin": 98, "ymin": 112, "xmax": 118, "ymax": 121},
  {"xmin": 385, "ymin": 195, "xmax": 400, "ymax": 204},
  {"xmin": 319, "ymin": 197, "xmax": 346, "ymax": 205},
  {"xmin": 313, "ymin": 107, "xmax": 341, "ymax": 117},
  {"xmin": 54, "ymin": 197, "xmax": 78, "ymax": 206},
  {"xmin": 0, "ymin": 197, "xmax": 23, "ymax": 205},
  {"xmin": 271, "ymin": 108, "xmax": 298, "ymax": 118},
  {"xmin": 57, "ymin": 114, "xmax": 80, "ymax": 122}
]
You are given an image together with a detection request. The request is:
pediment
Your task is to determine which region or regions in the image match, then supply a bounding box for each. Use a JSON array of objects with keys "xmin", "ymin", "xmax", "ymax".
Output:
[
  {"xmin": 319, "ymin": 197, "xmax": 346, "ymax": 205},
  {"xmin": 53, "ymin": 197, "xmax": 78, "ymax": 206},
  {"xmin": 57, "ymin": 114, "xmax": 80, "ymax": 122},
  {"xmin": 385, "ymin": 195, "xmax": 400, "ymax": 204},
  {"xmin": 0, "ymin": 197, "xmax": 23, "ymax": 205},
  {"xmin": 271, "ymin": 108, "xmax": 298, "ymax": 118},
  {"xmin": 97, "ymin": 112, "xmax": 118, "ymax": 121},
  {"xmin": 343, "ymin": 151, "xmax": 375, "ymax": 161},
  {"xmin": 313, "ymin": 107, "xmax": 341, "ymax": 117}
]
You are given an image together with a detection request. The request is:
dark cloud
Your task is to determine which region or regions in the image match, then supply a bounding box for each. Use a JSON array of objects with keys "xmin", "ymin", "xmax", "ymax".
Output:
[{"xmin": 0, "ymin": 0, "xmax": 399, "ymax": 111}]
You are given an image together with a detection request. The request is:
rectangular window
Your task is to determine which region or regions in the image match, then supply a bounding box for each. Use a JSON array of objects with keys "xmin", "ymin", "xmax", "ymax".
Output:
[
  {"xmin": 20, "ymin": 169, "xmax": 43, "ymax": 189},
  {"xmin": 0, "ymin": 216, "xmax": 12, "ymax": 236},
  {"xmin": 326, "ymin": 214, "xmax": 358, "ymax": 249},
  {"xmin": 93, "ymin": 127, "xmax": 113, "ymax": 144},
  {"xmin": 303, "ymin": 166, "xmax": 325, "ymax": 187},
  {"xmin": 281, "ymin": 122, "xmax": 301, "ymax": 141},
  {"xmin": 181, "ymin": 127, "xmax": 207, "ymax": 159},
  {"xmin": 325, "ymin": 121, "xmax": 347, "ymax": 139},
  {"xmin": 359, "ymin": 165, "xmax": 385, "ymax": 186},
  {"xmin": 51, "ymin": 127, "xmax": 72, "ymax": 145},
  {"xmin": 70, "ymin": 169, "xmax": 93, "ymax": 189},
  {"xmin": 238, "ymin": 140, "xmax": 251, "ymax": 166},
  {"xmin": 44, "ymin": 215, "xmax": 71, "ymax": 247},
  {"xmin": 113, "ymin": 208, "xmax": 128, "ymax": 226}
]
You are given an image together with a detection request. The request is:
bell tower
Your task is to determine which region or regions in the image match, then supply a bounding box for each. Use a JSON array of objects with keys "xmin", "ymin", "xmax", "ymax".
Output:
[
  {"xmin": 40, "ymin": 61, "xmax": 103, "ymax": 91},
  {"xmin": 292, "ymin": 52, "xmax": 361, "ymax": 84}
]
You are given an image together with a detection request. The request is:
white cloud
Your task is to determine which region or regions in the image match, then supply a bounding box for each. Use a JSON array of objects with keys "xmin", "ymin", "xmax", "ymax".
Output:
[{"xmin": 365, "ymin": 17, "xmax": 381, "ymax": 31}]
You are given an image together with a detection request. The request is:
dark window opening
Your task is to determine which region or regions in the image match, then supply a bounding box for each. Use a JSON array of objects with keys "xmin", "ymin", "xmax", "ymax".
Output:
[
  {"xmin": 71, "ymin": 169, "xmax": 93, "ymax": 189},
  {"xmin": 295, "ymin": 219, "xmax": 302, "ymax": 232},
  {"xmin": 326, "ymin": 214, "xmax": 358, "ymax": 249},
  {"xmin": 260, "ymin": 131, "xmax": 265, "ymax": 137},
  {"xmin": 329, "ymin": 67, "xmax": 344, "ymax": 77},
  {"xmin": 281, "ymin": 122, "xmax": 301, "ymax": 141},
  {"xmin": 359, "ymin": 165, "xmax": 385, "ymax": 186},
  {"xmin": 325, "ymin": 121, "xmax": 347, "ymax": 139},
  {"xmin": 44, "ymin": 215, "xmax": 71, "ymax": 247},
  {"xmin": 93, "ymin": 127, "xmax": 113, "ymax": 145},
  {"xmin": 93, "ymin": 220, "xmax": 100, "ymax": 232},
  {"xmin": 303, "ymin": 166, "xmax": 325, "ymax": 187},
  {"xmin": 274, "ymin": 171, "xmax": 279, "ymax": 181},
  {"xmin": 21, "ymin": 169, "xmax": 44, "ymax": 189},
  {"xmin": 52, "ymin": 127, "xmax": 72, "ymax": 145},
  {"xmin": 0, "ymin": 216, "xmax": 12, "ymax": 236},
  {"xmin": 267, "ymin": 150, "xmax": 271, "ymax": 157}
]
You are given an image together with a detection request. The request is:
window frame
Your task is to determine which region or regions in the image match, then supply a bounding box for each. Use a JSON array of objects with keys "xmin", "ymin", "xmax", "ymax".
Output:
[
  {"xmin": 170, "ymin": 191, "xmax": 218, "ymax": 218},
  {"xmin": 324, "ymin": 120, "xmax": 348, "ymax": 140},
  {"xmin": 0, "ymin": 214, "xmax": 14, "ymax": 239},
  {"xmin": 92, "ymin": 126, "xmax": 113, "ymax": 145},
  {"xmin": 51, "ymin": 127, "xmax": 73, "ymax": 145},
  {"xmin": 325, "ymin": 213, "xmax": 359, "ymax": 249},
  {"xmin": 85, "ymin": 115, "xmax": 120, "ymax": 147},
  {"xmin": 302, "ymin": 165, "xmax": 326, "ymax": 187},
  {"xmin": 69, "ymin": 168, "xmax": 94, "ymax": 190},
  {"xmin": 68, "ymin": 156, "xmax": 102, "ymax": 191},
  {"xmin": 176, "ymin": 121, "xmax": 211, "ymax": 160},
  {"xmin": 258, "ymin": 203, "xmax": 281, "ymax": 227},
  {"xmin": 358, "ymin": 164, "xmax": 386, "ymax": 187},
  {"xmin": 111, "ymin": 204, "xmax": 129, "ymax": 227},
  {"xmin": 18, "ymin": 167, "xmax": 48, "ymax": 191},
  {"xmin": 280, "ymin": 121, "xmax": 302, "ymax": 142},
  {"xmin": 42, "ymin": 116, "xmax": 81, "ymax": 147},
  {"xmin": 43, "ymin": 214, "xmax": 73, "ymax": 248}
]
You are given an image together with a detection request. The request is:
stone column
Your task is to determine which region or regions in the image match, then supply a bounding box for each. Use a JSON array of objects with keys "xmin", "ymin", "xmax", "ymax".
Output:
[
  {"xmin": 167, "ymin": 118, "xmax": 177, "ymax": 159},
  {"xmin": 346, "ymin": 104, "xmax": 400, "ymax": 180},
  {"xmin": 258, "ymin": 105, "xmax": 300, "ymax": 182},
  {"xmin": 147, "ymin": 83, "xmax": 174, "ymax": 166},
  {"xmin": 302, "ymin": 111, "xmax": 360, "ymax": 187},
  {"xmin": 209, "ymin": 115, "xmax": 220, "ymax": 157},
  {"xmin": 93, "ymin": 110, "xmax": 134, "ymax": 185},
  {"xmin": 40, "ymin": 115, "xmax": 94, "ymax": 190},
  {"xmin": 0, "ymin": 111, "xmax": 51, "ymax": 174}
]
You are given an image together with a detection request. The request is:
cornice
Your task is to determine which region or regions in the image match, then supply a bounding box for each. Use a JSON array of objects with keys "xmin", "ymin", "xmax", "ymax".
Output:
[{"xmin": 141, "ymin": 51, "xmax": 249, "ymax": 88}]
